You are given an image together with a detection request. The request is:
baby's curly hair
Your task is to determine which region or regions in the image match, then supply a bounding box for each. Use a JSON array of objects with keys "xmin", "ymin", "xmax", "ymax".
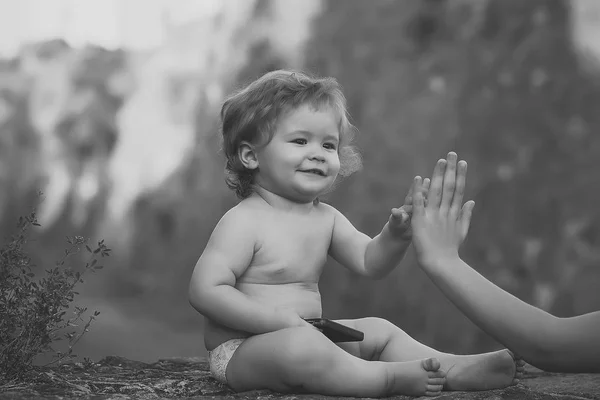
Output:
[{"xmin": 219, "ymin": 69, "xmax": 362, "ymax": 199}]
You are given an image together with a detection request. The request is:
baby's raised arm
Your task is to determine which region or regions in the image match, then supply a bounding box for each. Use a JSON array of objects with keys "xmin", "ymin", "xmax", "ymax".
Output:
[
  {"xmin": 188, "ymin": 207, "xmax": 308, "ymax": 334},
  {"xmin": 327, "ymin": 204, "xmax": 412, "ymax": 279}
]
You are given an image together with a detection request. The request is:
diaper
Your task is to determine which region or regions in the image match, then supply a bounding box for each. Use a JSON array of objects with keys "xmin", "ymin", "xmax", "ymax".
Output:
[{"xmin": 208, "ymin": 338, "xmax": 245, "ymax": 385}]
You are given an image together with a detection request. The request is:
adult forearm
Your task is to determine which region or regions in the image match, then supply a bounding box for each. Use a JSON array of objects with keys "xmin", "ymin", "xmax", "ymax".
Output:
[
  {"xmin": 364, "ymin": 223, "xmax": 411, "ymax": 278},
  {"xmin": 420, "ymin": 256, "xmax": 559, "ymax": 360},
  {"xmin": 189, "ymin": 285, "xmax": 301, "ymax": 334}
]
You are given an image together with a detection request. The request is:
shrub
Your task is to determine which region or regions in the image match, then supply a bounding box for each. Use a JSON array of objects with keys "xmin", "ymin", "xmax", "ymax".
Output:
[{"xmin": 0, "ymin": 210, "xmax": 110, "ymax": 382}]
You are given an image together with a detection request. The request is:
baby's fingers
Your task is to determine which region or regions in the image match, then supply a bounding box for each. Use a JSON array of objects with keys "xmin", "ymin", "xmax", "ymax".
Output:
[
  {"xmin": 404, "ymin": 178, "xmax": 417, "ymax": 205},
  {"xmin": 391, "ymin": 206, "xmax": 411, "ymax": 223},
  {"xmin": 392, "ymin": 205, "xmax": 413, "ymax": 214}
]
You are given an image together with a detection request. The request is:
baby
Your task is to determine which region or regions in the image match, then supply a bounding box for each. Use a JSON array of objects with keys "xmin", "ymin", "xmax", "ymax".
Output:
[{"xmin": 188, "ymin": 70, "xmax": 522, "ymax": 397}]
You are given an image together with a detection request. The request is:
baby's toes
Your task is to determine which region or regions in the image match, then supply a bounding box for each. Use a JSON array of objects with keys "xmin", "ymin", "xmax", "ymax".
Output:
[
  {"xmin": 428, "ymin": 376, "xmax": 446, "ymax": 386},
  {"xmin": 513, "ymin": 364, "xmax": 525, "ymax": 384},
  {"xmin": 422, "ymin": 357, "xmax": 441, "ymax": 372},
  {"xmin": 424, "ymin": 361, "xmax": 445, "ymax": 396},
  {"xmin": 515, "ymin": 368, "xmax": 525, "ymax": 380},
  {"xmin": 425, "ymin": 385, "xmax": 443, "ymax": 397},
  {"xmin": 515, "ymin": 359, "xmax": 526, "ymax": 377}
]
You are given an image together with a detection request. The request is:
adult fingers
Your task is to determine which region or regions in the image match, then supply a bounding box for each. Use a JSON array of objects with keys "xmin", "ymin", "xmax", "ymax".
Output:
[
  {"xmin": 440, "ymin": 152, "xmax": 457, "ymax": 214},
  {"xmin": 427, "ymin": 159, "xmax": 447, "ymax": 208},
  {"xmin": 449, "ymin": 160, "xmax": 467, "ymax": 217},
  {"xmin": 459, "ymin": 200, "xmax": 475, "ymax": 240}
]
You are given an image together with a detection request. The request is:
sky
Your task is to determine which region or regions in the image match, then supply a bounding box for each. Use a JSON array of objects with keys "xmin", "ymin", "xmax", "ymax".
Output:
[
  {"xmin": 0, "ymin": 0, "xmax": 221, "ymax": 57},
  {"xmin": 3, "ymin": 0, "xmax": 600, "ymax": 62}
]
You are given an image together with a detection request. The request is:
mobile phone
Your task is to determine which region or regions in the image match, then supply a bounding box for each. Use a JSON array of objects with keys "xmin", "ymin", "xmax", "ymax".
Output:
[{"xmin": 304, "ymin": 318, "xmax": 364, "ymax": 342}]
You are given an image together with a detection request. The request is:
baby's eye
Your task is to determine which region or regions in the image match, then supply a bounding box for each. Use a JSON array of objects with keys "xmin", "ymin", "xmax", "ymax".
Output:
[
  {"xmin": 323, "ymin": 142, "xmax": 337, "ymax": 150},
  {"xmin": 292, "ymin": 138, "xmax": 307, "ymax": 145}
]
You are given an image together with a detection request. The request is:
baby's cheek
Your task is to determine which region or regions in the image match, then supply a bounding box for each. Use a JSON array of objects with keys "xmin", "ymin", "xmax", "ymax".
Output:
[
  {"xmin": 331, "ymin": 162, "xmax": 341, "ymax": 177},
  {"xmin": 330, "ymin": 154, "xmax": 341, "ymax": 171}
]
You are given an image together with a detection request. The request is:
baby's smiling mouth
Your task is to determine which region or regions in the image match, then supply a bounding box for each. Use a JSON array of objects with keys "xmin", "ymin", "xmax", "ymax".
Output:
[{"xmin": 299, "ymin": 168, "xmax": 326, "ymax": 176}]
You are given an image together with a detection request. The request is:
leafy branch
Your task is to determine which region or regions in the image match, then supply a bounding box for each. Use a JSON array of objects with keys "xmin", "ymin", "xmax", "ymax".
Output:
[{"xmin": 0, "ymin": 210, "xmax": 110, "ymax": 383}]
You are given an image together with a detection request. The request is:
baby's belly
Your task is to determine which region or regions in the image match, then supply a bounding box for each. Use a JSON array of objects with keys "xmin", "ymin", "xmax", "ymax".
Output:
[
  {"xmin": 240, "ymin": 281, "xmax": 323, "ymax": 316},
  {"xmin": 204, "ymin": 282, "xmax": 322, "ymax": 350}
]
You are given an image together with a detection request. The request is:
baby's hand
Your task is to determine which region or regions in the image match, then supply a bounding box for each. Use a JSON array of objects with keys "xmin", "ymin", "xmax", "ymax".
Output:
[
  {"xmin": 411, "ymin": 152, "xmax": 475, "ymax": 265},
  {"xmin": 388, "ymin": 177, "xmax": 430, "ymax": 240},
  {"xmin": 276, "ymin": 308, "xmax": 320, "ymax": 331}
]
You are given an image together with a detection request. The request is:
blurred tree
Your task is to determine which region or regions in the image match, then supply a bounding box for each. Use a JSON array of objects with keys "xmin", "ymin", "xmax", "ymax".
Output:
[
  {"xmin": 2, "ymin": 0, "xmax": 600, "ymax": 360},
  {"xmin": 304, "ymin": 0, "xmax": 600, "ymax": 353}
]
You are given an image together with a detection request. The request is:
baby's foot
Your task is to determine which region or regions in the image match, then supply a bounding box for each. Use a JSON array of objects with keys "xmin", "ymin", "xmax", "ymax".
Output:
[
  {"xmin": 510, "ymin": 351, "xmax": 526, "ymax": 385},
  {"xmin": 389, "ymin": 357, "xmax": 446, "ymax": 397},
  {"xmin": 422, "ymin": 358, "xmax": 447, "ymax": 397},
  {"xmin": 442, "ymin": 349, "xmax": 518, "ymax": 391}
]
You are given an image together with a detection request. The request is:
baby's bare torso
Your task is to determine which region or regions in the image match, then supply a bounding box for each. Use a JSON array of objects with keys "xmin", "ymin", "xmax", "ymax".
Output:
[{"xmin": 204, "ymin": 199, "xmax": 335, "ymax": 350}]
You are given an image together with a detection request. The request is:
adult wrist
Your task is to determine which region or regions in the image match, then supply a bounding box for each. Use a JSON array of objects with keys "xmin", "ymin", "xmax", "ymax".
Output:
[{"xmin": 417, "ymin": 252, "xmax": 461, "ymax": 273}]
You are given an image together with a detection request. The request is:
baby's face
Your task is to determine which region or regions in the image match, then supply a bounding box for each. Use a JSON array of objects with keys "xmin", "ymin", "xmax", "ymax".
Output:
[{"xmin": 254, "ymin": 103, "xmax": 341, "ymax": 203}]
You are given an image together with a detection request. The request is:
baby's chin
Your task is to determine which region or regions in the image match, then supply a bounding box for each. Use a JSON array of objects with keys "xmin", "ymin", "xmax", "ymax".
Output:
[
  {"xmin": 254, "ymin": 186, "xmax": 319, "ymax": 205},
  {"xmin": 293, "ymin": 185, "xmax": 335, "ymax": 202},
  {"xmin": 257, "ymin": 179, "xmax": 337, "ymax": 204}
]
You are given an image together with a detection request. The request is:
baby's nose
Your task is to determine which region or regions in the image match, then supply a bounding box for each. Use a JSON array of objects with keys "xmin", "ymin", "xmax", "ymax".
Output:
[{"xmin": 309, "ymin": 152, "xmax": 326, "ymax": 161}]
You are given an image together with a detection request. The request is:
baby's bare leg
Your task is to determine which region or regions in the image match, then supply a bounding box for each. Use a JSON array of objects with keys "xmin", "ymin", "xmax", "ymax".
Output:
[
  {"xmin": 226, "ymin": 327, "xmax": 445, "ymax": 397},
  {"xmin": 336, "ymin": 317, "xmax": 523, "ymax": 391}
]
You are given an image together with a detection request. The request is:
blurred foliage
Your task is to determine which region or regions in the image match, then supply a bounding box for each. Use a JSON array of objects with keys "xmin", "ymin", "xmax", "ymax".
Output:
[
  {"xmin": 0, "ymin": 208, "xmax": 110, "ymax": 381},
  {"xmin": 1, "ymin": 0, "xmax": 600, "ymax": 360},
  {"xmin": 298, "ymin": 0, "xmax": 600, "ymax": 352}
]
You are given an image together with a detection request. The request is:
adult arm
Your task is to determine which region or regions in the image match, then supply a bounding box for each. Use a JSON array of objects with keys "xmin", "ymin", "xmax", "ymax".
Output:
[
  {"xmin": 422, "ymin": 256, "xmax": 600, "ymax": 372},
  {"xmin": 412, "ymin": 152, "xmax": 600, "ymax": 373}
]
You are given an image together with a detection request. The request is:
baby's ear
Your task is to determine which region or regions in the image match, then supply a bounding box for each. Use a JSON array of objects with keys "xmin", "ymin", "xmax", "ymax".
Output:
[{"xmin": 238, "ymin": 141, "xmax": 259, "ymax": 170}]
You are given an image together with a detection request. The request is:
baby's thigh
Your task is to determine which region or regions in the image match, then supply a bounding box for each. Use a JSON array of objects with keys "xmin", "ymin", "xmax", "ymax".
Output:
[
  {"xmin": 226, "ymin": 327, "xmax": 343, "ymax": 393},
  {"xmin": 334, "ymin": 317, "xmax": 395, "ymax": 360}
]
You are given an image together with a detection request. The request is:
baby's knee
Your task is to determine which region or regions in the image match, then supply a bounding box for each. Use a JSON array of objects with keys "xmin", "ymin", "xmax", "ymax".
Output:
[{"xmin": 359, "ymin": 317, "xmax": 398, "ymax": 334}]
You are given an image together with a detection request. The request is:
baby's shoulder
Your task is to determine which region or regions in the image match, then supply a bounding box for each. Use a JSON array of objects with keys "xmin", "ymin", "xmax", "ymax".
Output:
[
  {"xmin": 315, "ymin": 200, "xmax": 341, "ymax": 218},
  {"xmin": 223, "ymin": 197, "xmax": 281, "ymax": 226},
  {"xmin": 222, "ymin": 199, "xmax": 261, "ymax": 222},
  {"xmin": 312, "ymin": 201, "xmax": 340, "ymax": 228},
  {"xmin": 212, "ymin": 201, "xmax": 261, "ymax": 233}
]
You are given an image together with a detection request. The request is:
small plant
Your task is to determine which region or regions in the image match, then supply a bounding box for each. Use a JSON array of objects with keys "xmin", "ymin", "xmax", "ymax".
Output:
[{"xmin": 0, "ymin": 209, "xmax": 111, "ymax": 382}]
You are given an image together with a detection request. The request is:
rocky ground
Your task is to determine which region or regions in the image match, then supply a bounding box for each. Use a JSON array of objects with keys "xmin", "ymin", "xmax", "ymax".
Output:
[{"xmin": 0, "ymin": 356, "xmax": 599, "ymax": 400}]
